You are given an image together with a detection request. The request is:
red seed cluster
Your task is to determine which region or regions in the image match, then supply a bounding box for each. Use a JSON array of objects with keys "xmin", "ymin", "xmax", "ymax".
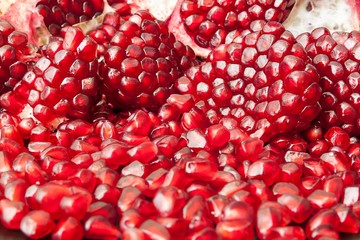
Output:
[
  {"xmin": 174, "ymin": 22, "xmax": 322, "ymax": 141},
  {"xmin": 0, "ymin": 2, "xmax": 360, "ymax": 240},
  {"xmin": 100, "ymin": 11, "xmax": 199, "ymax": 112},
  {"xmin": 0, "ymin": 21, "xmax": 39, "ymax": 95},
  {"xmin": 297, "ymin": 28, "xmax": 360, "ymax": 136},
  {"xmin": 36, "ymin": 0, "xmax": 130, "ymax": 36},
  {"xmin": 0, "ymin": 106, "xmax": 359, "ymax": 239},
  {"xmin": 0, "ymin": 27, "xmax": 101, "ymax": 129},
  {"xmin": 180, "ymin": 0, "xmax": 291, "ymax": 49}
]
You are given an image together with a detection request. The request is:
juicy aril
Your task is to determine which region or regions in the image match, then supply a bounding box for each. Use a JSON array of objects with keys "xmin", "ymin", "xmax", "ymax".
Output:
[{"xmin": 1, "ymin": 0, "xmax": 360, "ymax": 240}]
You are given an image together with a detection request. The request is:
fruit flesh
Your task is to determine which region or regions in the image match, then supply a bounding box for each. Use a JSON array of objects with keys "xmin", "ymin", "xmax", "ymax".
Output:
[{"xmin": 1, "ymin": 0, "xmax": 360, "ymax": 239}]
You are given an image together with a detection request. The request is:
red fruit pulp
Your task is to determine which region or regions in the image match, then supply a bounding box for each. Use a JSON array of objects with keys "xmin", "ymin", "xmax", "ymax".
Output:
[{"xmin": 0, "ymin": 0, "xmax": 360, "ymax": 240}]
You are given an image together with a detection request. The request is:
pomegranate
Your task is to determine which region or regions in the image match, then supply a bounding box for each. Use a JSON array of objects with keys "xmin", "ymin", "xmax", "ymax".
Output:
[{"xmin": 0, "ymin": 0, "xmax": 360, "ymax": 239}]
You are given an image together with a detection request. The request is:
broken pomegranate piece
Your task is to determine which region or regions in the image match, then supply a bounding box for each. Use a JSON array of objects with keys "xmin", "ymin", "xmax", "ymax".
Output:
[{"xmin": 167, "ymin": 0, "xmax": 295, "ymax": 58}]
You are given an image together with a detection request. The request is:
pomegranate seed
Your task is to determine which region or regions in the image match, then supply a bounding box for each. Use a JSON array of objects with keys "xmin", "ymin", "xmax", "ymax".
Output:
[
  {"xmin": 146, "ymin": 168, "xmax": 168, "ymax": 192},
  {"xmin": 216, "ymin": 220, "xmax": 254, "ymax": 240},
  {"xmin": 60, "ymin": 191, "xmax": 92, "ymax": 220},
  {"xmin": 303, "ymin": 157, "xmax": 331, "ymax": 177},
  {"xmin": 184, "ymin": 158, "xmax": 218, "ymax": 181},
  {"xmin": 117, "ymin": 186, "xmax": 142, "ymax": 213},
  {"xmin": 277, "ymin": 193, "xmax": 313, "ymax": 224},
  {"xmin": 184, "ymin": 227, "xmax": 218, "ymax": 240},
  {"xmin": 307, "ymin": 189, "xmax": 338, "ymax": 210},
  {"xmin": 256, "ymin": 201, "xmax": 291, "ymax": 238},
  {"xmin": 127, "ymin": 141, "xmax": 158, "ymax": 163},
  {"xmin": 140, "ymin": 219, "xmax": 171, "ymax": 240},
  {"xmin": 20, "ymin": 210, "xmax": 55, "ymax": 239},
  {"xmin": 206, "ymin": 194, "xmax": 229, "ymax": 223},
  {"xmin": 321, "ymin": 150, "xmax": 352, "ymax": 173},
  {"xmin": 247, "ymin": 159, "xmax": 281, "ymax": 186},
  {"xmin": 12, "ymin": 152, "xmax": 35, "ymax": 172},
  {"xmin": 205, "ymin": 124, "xmax": 230, "ymax": 148},
  {"xmin": 186, "ymin": 181, "xmax": 214, "ymax": 199},
  {"xmin": 69, "ymin": 166, "xmax": 96, "ymax": 192},
  {"xmin": 121, "ymin": 160, "xmax": 149, "ymax": 177},
  {"xmin": 96, "ymin": 167, "xmax": 120, "ymax": 186},
  {"xmin": 272, "ymin": 182, "xmax": 300, "ymax": 197},
  {"xmin": 308, "ymin": 140, "xmax": 331, "ymax": 157},
  {"xmin": 221, "ymin": 201, "xmax": 254, "ymax": 223},
  {"xmin": 306, "ymin": 209, "xmax": 340, "ymax": 238},
  {"xmin": 333, "ymin": 203, "xmax": 360, "ymax": 233},
  {"xmin": 279, "ymin": 162, "xmax": 302, "ymax": 184},
  {"xmin": 232, "ymin": 190, "xmax": 262, "ymax": 211},
  {"xmin": 235, "ymin": 137, "xmax": 264, "ymax": 162},
  {"xmin": 100, "ymin": 141, "xmax": 131, "ymax": 169},
  {"xmin": 266, "ymin": 226, "xmax": 306, "ymax": 239},
  {"xmin": 52, "ymin": 217, "xmax": 84, "ymax": 240},
  {"xmin": 117, "ymin": 175, "xmax": 149, "ymax": 193},
  {"xmin": 0, "ymin": 151, "xmax": 12, "ymax": 173},
  {"xmin": 210, "ymin": 170, "xmax": 237, "ymax": 190},
  {"xmin": 24, "ymin": 184, "xmax": 39, "ymax": 209},
  {"xmin": 309, "ymin": 225, "xmax": 340, "ymax": 240},
  {"xmin": 284, "ymin": 150, "xmax": 311, "ymax": 165},
  {"xmin": 154, "ymin": 135, "xmax": 180, "ymax": 158},
  {"xmin": 156, "ymin": 217, "xmax": 187, "ymax": 239},
  {"xmin": 119, "ymin": 209, "xmax": 144, "ymax": 231},
  {"xmin": 337, "ymin": 171, "xmax": 359, "ymax": 187},
  {"xmin": 153, "ymin": 186, "xmax": 188, "ymax": 217},
  {"xmin": 324, "ymin": 126, "xmax": 351, "ymax": 150},
  {"xmin": 0, "ymin": 199, "xmax": 29, "ymax": 229},
  {"xmin": 183, "ymin": 195, "xmax": 207, "ymax": 221},
  {"xmin": 51, "ymin": 160, "xmax": 78, "ymax": 179},
  {"xmin": 323, "ymin": 175, "xmax": 344, "ymax": 201},
  {"xmin": 218, "ymin": 180, "xmax": 250, "ymax": 198},
  {"xmin": 343, "ymin": 186, "xmax": 360, "ymax": 206},
  {"xmin": 84, "ymin": 215, "xmax": 121, "ymax": 239},
  {"xmin": 93, "ymin": 183, "xmax": 120, "ymax": 206},
  {"xmin": 123, "ymin": 228, "xmax": 146, "ymax": 240},
  {"xmin": 84, "ymin": 201, "xmax": 117, "ymax": 223},
  {"xmin": 133, "ymin": 198, "xmax": 158, "ymax": 217},
  {"xmin": 34, "ymin": 182, "xmax": 72, "ymax": 218},
  {"xmin": 299, "ymin": 176, "xmax": 323, "ymax": 197},
  {"xmin": 4, "ymin": 178, "xmax": 29, "ymax": 202},
  {"xmin": 0, "ymin": 171, "xmax": 23, "ymax": 189}
]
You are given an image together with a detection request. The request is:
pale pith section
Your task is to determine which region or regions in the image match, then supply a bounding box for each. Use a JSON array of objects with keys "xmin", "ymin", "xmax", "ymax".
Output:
[{"xmin": 283, "ymin": 0, "xmax": 360, "ymax": 36}]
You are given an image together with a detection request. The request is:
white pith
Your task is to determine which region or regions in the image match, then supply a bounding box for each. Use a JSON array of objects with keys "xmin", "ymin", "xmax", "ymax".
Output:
[
  {"xmin": 283, "ymin": 0, "xmax": 360, "ymax": 36},
  {"xmin": 127, "ymin": 0, "xmax": 177, "ymax": 21}
]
